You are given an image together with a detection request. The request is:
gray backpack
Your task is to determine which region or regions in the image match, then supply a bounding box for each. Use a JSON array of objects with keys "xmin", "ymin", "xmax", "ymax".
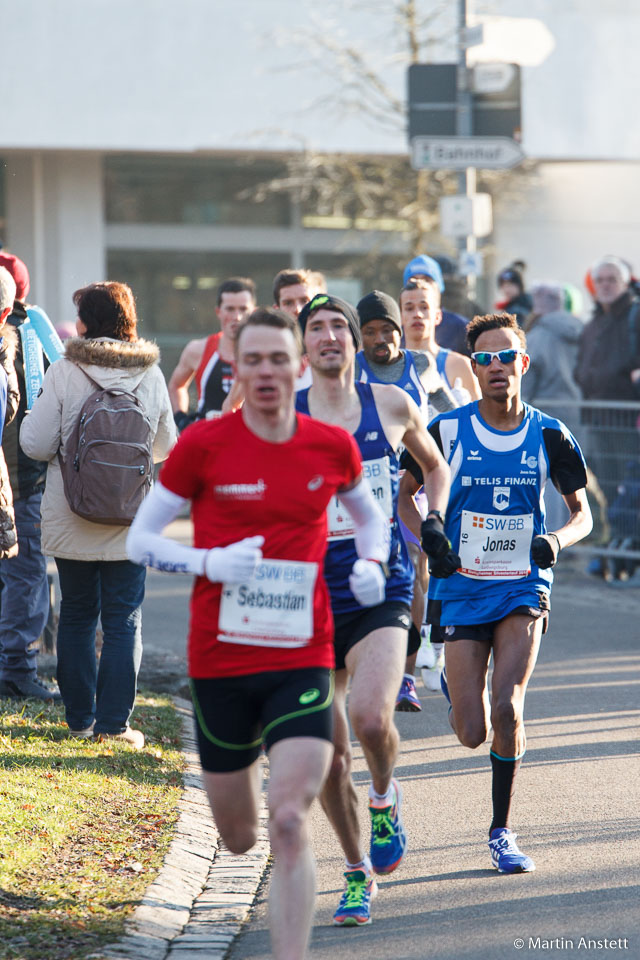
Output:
[{"xmin": 58, "ymin": 367, "xmax": 153, "ymax": 526}]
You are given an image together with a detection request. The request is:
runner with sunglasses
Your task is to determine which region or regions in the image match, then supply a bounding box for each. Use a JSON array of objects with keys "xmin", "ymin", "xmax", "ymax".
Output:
[{"xmin": 399, "ymin": 312, "xmax": 592, "ymax": 873}]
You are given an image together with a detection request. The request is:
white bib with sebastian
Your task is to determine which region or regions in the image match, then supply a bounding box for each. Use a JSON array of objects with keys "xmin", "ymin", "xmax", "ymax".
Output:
[{"xmin": 218, "ymin": 558, "xmax": 318, "ymax": 648}]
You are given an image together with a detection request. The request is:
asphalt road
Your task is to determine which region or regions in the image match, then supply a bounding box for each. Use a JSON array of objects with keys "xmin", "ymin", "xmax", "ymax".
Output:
[{"xmin": 135, "ymin": 539, "xmax": 640, "ymax": 960}]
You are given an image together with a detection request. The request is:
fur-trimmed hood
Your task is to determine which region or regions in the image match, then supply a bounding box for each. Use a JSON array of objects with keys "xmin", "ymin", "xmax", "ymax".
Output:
[
  {"xmin": 64, "ymin": 336, "xmax": 159, "ymax": 370},
  {"xmin": 63, "ymin": 336, "xmax": 161, "ymax": 393},
  {"xmin": 19, "ymin": 334, "xmax": 176, "ymax": 561}
]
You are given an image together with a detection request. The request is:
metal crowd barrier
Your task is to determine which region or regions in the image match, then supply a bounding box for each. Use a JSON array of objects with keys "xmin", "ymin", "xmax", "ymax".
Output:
[{"xmin": 533, "ymin": 398, "xmax": 640, "ymax": 576}]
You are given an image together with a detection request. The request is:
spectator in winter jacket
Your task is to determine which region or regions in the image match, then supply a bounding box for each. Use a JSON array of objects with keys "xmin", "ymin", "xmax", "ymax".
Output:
[
  {"xmin": 574, "ymin": 256, "xmax": 640, "ymax": 559},
  {"xmin": 0, "ymin": 253, "xmax": 61, "ymax": 701},
  {"xmin": 0, "ymin": 266, "xmax": 19, "ymax": 570},
  {"xmin": 20, "ymin": 281, "xmax": 177, "ymax": 746},
  {"xmin": 495, "ymin": 266, "xmax": 533, "ymax": 327},
  {"xmin": 522, "ymin": 281, "xmax": 585, "ymax": 435},
  {"xmin": 522, "ymin": 282, "xmax": 586, "ymax": 530}
]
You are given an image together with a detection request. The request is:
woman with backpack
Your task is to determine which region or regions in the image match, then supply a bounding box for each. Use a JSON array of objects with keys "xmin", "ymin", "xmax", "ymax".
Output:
[{"xmin": 20, "ymin": 282, "xmax": 176, "ymax": 747}]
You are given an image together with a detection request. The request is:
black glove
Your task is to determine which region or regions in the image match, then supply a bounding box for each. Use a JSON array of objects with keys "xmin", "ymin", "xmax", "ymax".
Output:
[
  {"xmin": 421, "ymin": 516, "xmax": 461, "ymax": 579},
  {"xmin": 428, "ymin": 550, "xmax": 461, "ymax": 578},
  {"xmin": 174, "ymin": 410, "xmax": 196, "ymax": 433},
  {"xmin": 531, "ymin": 533, "xmax": 561, "ymax": 569}
]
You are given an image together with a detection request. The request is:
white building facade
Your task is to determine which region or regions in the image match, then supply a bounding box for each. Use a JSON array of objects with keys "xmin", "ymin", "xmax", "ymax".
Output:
[{"xmin": 2, "ymin": 0, "xmax": 639, "ymax": 364}]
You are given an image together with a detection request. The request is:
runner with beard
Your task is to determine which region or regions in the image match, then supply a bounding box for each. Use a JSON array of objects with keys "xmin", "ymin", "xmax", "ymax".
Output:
[{"xmin": 295, "ymin": 293, "xmax": 454, "ymax": 925}]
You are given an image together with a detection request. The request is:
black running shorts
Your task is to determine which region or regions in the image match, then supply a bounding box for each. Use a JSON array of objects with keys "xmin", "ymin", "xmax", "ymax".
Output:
[
  {"xmin": 332, "ymin": 601, "xmax": 411, "ymax": 670},
  {"xmin": 191, "ymin": 667, "xmax": 334, "ymax": 773},
  {"xmin": 431, "ymin": 593, "xmax": 550, "ymax": 644}
]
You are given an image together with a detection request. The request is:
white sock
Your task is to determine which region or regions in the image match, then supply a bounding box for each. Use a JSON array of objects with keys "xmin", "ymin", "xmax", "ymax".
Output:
[
  {"xmin": 346, "ymin": 853, "xmax": 373, "ymax": 875},
  {"xmin": 369, "ymin": 782, "xmax": 394, "ymax": 805},
  {"xmin": 403, "ymin": 672, "xmax": 414, "ymax": 682}
]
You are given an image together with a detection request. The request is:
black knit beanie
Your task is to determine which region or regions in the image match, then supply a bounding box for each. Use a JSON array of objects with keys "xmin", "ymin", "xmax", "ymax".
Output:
[
  {"xmin": 357, "ymin": 290, "xmax": 402, "ymax": 334},
  {"xmin": 298, "ymin": 294, "xmax": 362, "ymax": 349}
]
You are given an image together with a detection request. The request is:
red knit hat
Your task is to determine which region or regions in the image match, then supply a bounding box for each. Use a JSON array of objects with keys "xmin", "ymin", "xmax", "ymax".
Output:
[{"xmin": 0, "ymin": 253, "xmax": 30, "ymax": 300}]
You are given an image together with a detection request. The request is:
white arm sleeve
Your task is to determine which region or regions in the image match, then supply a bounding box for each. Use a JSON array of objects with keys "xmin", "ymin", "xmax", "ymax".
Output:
[
  {"xmin": 126, "ymin": 481, "xmax": 207, "ymax": 575},
  {"xmin": 337, "ymin": 479, "xmax": 391, "ymax": 563}
]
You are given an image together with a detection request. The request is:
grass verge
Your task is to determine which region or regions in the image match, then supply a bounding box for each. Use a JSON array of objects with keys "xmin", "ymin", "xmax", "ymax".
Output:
[{"xmin": 0, "ymin": 691, "xmax": 185, "ymax": 960}]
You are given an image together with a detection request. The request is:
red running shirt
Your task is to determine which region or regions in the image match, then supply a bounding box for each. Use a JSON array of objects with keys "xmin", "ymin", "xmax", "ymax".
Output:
[{"xmin": 159, "ymin": 411, "xmax": 362, "ymax": 678}]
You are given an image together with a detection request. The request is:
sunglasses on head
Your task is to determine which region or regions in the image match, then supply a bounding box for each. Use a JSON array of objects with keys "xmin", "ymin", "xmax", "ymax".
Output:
[{"xmin": 471, "ymin": 349, "xmax": 522, "ymax": 366}]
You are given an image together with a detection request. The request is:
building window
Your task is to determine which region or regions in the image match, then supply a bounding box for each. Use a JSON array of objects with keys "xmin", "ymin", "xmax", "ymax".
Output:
[{"xmin": 105, "ymin": 155, "xmax": 290, "ymax": 227}]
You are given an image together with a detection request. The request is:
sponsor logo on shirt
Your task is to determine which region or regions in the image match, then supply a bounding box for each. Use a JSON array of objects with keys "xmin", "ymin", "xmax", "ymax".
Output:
[
  {"xmin": 215, "ymin": 479, "xmax": 266, "ymax": 500},
  {"xmin": 493, "ymin": 486, "xmax": 510, "ymax": 511},
  {"xmin": 364, "ymin": 431, "xmax": 379, "ymax": 442},
  {"xmin": 467, "ymin": 449, "xmax": 482, "ymax": 461},
  {"xmin": 307, "ymin": 475, "xmax": 324, "ymax": 491},
  {"xmin": 462, "ymin": 475, "xmax": 472, "ymax": 486},
  {"xmin": 521, "ymin": 451, "xmax": 538, "ymax": 470}
]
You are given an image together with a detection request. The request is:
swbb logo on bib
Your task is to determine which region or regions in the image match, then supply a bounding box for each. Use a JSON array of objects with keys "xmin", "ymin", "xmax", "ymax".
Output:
[
  {"xmin": 326, "ymin": 456, "xmax": 393, "ymax": 541},
  {"xmin": 458, "ymin": 510, "xmax": 533, "ymax": 580},
  {"xmin": 218, "ymin": 559, "xmax": 318, "ymax": 647}
]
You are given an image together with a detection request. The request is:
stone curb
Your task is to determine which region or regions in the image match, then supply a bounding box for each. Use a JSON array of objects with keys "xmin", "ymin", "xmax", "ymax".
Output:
[{"xmin": 90, "ymin": 696, "xmax": 270, "ymax": 960}]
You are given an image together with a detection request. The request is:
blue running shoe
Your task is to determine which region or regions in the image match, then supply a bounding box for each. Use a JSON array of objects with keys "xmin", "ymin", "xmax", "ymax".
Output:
[
  {"xmin": 395, "ymin": 676, "xmax": 422, "ymax": 712},
  {"xmin": 488, "ymin": 828, "xmax": 536, "ymax": 874},
  {"xmin": 440, "ymin": 666, "xmax": 451, "ymax": 705},
  {"xmin": 369, "ymin": 779, "xmax": 407, "ymax": 874},
  {"xmin": 333, "ymin": 869, "xmax": 377, "ymax": 926}
]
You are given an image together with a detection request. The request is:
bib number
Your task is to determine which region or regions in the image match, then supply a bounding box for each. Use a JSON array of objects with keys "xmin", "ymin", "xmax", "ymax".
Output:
[
  {"xmin": 458, "ymin": 510, "xmax": 534, "ymax": 580},
  {"xmin": 218, "ymin": 559, "xmax": 317, "ymax": 648},
  {"xmin": 327, "ymin": 457, "xmax": 393, "ymax": 541}
]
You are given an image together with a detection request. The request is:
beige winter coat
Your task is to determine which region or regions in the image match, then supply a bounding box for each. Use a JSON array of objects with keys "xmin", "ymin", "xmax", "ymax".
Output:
[{"xmin": 20, "ymin": 336, "xmax": 177, "ymax": 561}]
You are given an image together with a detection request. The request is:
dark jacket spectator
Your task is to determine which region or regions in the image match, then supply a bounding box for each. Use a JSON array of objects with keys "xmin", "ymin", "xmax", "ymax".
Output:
[
  {"xmin": 575, "ymin": 289, "xmax": 640, "ymax": 403},
  {"xmin": 496, "ymin": 266, "xmax": 532, "ymax": 326},
  {"xmin": 0, "ymin": 324, "xmax": 19, "ymax": 560},
  {"xmin": 522, "ymin": 282, "xmax": 585, "ymax": 435}
]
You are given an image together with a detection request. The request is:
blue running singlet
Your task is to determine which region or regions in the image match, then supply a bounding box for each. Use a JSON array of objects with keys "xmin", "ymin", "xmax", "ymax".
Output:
[
  {"xmin": 428, "ymin": 401, "xmax": 586, "ymax": 625},
  {"xmin": 436, "ymin": 348, "xmax": 451, "ymax": 390},
  {"xmin": 296, "ymin": 383, "xmax": 414, "ymax": 614},
  {"xmin": 356, "ymin": 350, "xmax": 428, "ymax": 415}
]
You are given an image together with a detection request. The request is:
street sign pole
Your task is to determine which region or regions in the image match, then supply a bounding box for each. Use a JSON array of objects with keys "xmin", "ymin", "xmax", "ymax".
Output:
[{"xmin": 458, "ymin": 0, "xmax": 477, "ymax": 299}]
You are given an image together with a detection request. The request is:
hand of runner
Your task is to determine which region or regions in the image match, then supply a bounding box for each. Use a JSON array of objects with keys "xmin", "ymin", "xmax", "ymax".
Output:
[
  {"xmin": 204, "ymin": 535, "xmax": 265, "ymax": 583},
  {"xmin": 349, "ymin": 559, "xmax": 386, "ymax": 607},
  {"xmin": 530, "ymin": 533, "xmax": 560, "ymax": 569},
  {"xmin": 420, "ymin": 517, "xmax": 453, "ymax": 559},
  {"xmin": 428, "ymin": 550, "xmax": 461, "ymax": 578}
]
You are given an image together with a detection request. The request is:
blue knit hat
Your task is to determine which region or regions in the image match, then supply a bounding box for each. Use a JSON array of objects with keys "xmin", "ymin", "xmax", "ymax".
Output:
[{"xmin": 402, "ymin": 255, "xmax": 445, "ymax": 292}]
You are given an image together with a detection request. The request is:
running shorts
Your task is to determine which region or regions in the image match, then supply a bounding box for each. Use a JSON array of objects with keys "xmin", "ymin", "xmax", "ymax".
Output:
[
  {"xmin": 332, "ymin": 601, "xmax": 411, "ymax": 670},
  {"xmin": 430, "ymin": 592, "xmax": 550, "ymax": 644},
  {"xmin": 191, "ymin": 667, "xmax": 334, "ymax": 772}
]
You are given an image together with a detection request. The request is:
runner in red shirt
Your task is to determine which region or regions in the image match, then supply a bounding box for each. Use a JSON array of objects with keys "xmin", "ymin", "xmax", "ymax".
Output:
[{"xmin": 127, "ymin": 306, "xmax": 390, "ymax": 960}]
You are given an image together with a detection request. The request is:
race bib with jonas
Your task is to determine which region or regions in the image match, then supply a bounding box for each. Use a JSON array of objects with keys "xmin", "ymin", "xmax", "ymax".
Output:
[
  {"xmin": 218, "ymin": 559, "xmax": 318, "ymax": 647},
  {"xmin": 458, "ymin": 510, "xmax": 534, "ymax": 580}
]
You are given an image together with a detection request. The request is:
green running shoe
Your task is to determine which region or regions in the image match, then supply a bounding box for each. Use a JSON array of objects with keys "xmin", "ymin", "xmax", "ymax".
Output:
[{"xmin": 333, "ymin": 869, "xmax": 378, "ymax": 926}]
